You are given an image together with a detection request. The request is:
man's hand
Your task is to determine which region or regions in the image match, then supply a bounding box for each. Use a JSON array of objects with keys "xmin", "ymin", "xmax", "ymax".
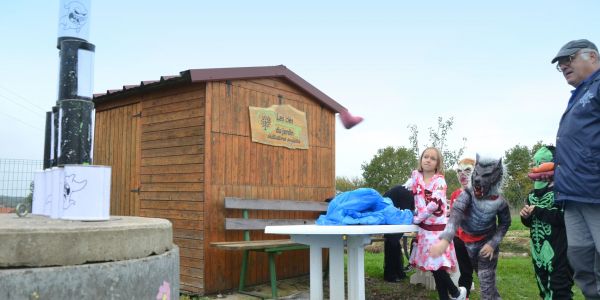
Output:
[
  {"xmin": 480, "ymin": 244, "xmax": 495, "ymax": 260},
  {"xmin": 430, "ymin": 239, "xmax": 449, "ymax": 258}
]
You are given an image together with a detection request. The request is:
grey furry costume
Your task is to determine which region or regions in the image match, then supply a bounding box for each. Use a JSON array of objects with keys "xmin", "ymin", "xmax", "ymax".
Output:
[{"xmin": 439, "ymin": 156, "xmax": 511, "ymax": 300}]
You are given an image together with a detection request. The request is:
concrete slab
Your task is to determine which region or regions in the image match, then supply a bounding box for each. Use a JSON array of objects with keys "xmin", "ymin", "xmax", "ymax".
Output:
[
  {"xmin": 0, "ymin": 214, "xmax": 173, "ymax": 267},
  {"xmin": 0, "ymin": 246, "xmax": 179, "ymax": 299}
]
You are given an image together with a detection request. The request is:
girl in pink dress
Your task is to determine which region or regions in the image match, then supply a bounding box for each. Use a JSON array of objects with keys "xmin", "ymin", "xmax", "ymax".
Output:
[{"xmin": 405, "ymin": 147, "xmax": 466, "ymax": 300}]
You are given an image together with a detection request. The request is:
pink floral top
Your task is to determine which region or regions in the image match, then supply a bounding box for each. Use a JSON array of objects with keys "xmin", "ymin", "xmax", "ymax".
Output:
[{"xmin": 407, "ymin": 170, "xmax": 448, "ymax": 226}]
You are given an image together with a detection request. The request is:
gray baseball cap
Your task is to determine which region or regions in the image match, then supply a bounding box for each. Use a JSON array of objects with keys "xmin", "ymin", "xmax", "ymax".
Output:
[{"xmin": 551, "ymin": 39, "xmax": 598, "ymax": 63}]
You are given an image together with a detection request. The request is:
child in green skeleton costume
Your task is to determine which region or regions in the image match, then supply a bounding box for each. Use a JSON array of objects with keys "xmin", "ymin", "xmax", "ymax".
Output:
[{"xmin": 520, "ymin": 146, "xmax": 573, "ymax": 300}]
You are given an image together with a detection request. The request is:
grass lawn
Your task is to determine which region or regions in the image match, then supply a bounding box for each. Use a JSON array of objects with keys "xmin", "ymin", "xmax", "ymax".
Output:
[
  {"xmin": 365, "ymin": 252, "xmax": 584, "ymax": 300},
  {"xmin": 508, "ymin": 214, "xmax": 529, "ymax": 231},
  {"xmin": 363, "ymin": 217, "xmax": 585, "ymax": 300}
]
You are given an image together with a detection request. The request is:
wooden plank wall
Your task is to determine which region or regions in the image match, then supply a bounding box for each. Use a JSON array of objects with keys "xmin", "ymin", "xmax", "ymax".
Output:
[
  {"xmin": 93, "ymin": 101, "xmax": 141, "ymax": 216},
  {"xmin": 138, "ymin": 83, "xmax": 206, "ymax": 294},
  {"xmin": 94, "ymin": 83, "xmax": 207, "ymax": 294},
  {"xmin": 203, "ymin": 78, "xmax": 336, "ymax": 293}
]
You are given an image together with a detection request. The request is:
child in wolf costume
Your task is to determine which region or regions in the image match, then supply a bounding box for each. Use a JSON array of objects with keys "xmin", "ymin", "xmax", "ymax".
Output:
[
  {"xmin": 520, "ymin": 146, "xmax": 573, "ymax": 300},
  {"xmin": 431, "ymin": 155, "xmax": 511, "ymax": 300}
]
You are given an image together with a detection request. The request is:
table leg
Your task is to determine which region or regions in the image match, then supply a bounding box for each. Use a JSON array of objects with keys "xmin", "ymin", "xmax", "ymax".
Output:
[
  {"xmin": 292, "ymin": 235, "xmax": 345, "ymax": 300},
  {"xmin": 309, "ymin": 245, "xmax": 323, "ymax": 300},
  {"xmin": 346, "ymin": 235, "xmax": 370, "ymax": 300},
  {"xmin": 328, "ymin": 237, "xmax": 345, "ymax": 300}
]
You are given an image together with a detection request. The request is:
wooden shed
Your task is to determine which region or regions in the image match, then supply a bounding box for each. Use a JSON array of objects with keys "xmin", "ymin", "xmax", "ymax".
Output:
[{"xmin": 92, "ymin": 65, "xmax": 345, "ymax": 294}]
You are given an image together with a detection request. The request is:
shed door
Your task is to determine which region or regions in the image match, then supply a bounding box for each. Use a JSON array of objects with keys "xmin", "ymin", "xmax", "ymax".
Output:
[{"xmin": 93, "ymin": 102, "xmax": 141, "ymax": 216}]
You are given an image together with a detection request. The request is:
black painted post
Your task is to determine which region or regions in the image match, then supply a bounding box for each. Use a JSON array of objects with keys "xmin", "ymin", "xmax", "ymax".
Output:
[
  {"xmin": 55, "ymin": 0, "xmax": 95, "ymax": 166},
  {"xmin": 43, "ymin": 111, "xmax": 52, "ymax": 169},
  {"xmin": 58, "ymin": 40, "xmax": 95, "ymax": 101},
  {"xmin": 57, "ymin": 100, "xmax": 94, "ymax": 165},
  {"xmin": 52, "ymin": 106, "xmax": 59, "ymax": 167}
]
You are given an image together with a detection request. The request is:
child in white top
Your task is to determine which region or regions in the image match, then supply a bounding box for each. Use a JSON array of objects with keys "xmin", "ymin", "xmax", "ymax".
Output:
[{"xmin": 406, "ymin": 147, "xmax": 466, "ymax": 300}]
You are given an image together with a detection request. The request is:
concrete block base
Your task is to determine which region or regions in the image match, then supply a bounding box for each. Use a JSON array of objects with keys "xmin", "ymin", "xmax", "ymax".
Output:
[
  {"xmin": 0, "ymin": 214, "xmax": 173, "ymax": 267},
  {"xmin": 0, "ymin": 246, "xmax": 179, "ymax": 299}
]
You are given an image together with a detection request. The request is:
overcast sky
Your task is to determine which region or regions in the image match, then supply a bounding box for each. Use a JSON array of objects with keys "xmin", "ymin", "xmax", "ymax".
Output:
[{"xmin": 1, "ymin": 1, "xmax": 598, "ymax": 178}]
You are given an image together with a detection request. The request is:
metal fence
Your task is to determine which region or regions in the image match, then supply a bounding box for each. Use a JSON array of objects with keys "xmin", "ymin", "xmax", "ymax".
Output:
[{"xmin": 0, "ymin": 158, "xmax": 43, "ymax": 212}]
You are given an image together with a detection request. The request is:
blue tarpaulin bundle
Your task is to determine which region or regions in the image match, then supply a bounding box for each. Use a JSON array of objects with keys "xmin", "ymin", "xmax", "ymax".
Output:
[{"xmin": 316, "ymin": 188, "xmax": 413, "ymax": 225}]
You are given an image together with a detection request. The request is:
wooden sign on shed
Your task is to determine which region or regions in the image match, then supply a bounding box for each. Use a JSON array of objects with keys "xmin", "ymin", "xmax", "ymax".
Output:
[
  {"xmin": 248, "ymin": 104, "xmax": 309, "ymax": 149},
  {"xmin": 92, "ymin": 65, "xmax": 346, "ymax": 295}
]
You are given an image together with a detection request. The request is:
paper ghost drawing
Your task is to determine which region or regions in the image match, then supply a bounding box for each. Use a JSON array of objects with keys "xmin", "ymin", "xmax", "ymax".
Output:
[
  {"xmin": 59, "ymin": 1, "xmax": 89, "ymax": 33},
  {"xmin": 63, "ymin": 174, "xmax": 87, "ymax": 209}
]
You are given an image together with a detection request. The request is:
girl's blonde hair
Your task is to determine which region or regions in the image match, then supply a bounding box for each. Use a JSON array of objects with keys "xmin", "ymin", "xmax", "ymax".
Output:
[{"xmin": 418, "ymin": 147, "xmax": 445, "ymax": 175}]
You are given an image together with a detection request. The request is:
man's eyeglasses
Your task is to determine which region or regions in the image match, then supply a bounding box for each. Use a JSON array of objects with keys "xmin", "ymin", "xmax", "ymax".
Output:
[
  {"xmin": 555, "ymin": 50, "xmax": 593, "ymax": 72},
  {"xmin": 555, "ymin": 54, "xmax": 577, "ymax": 72}
]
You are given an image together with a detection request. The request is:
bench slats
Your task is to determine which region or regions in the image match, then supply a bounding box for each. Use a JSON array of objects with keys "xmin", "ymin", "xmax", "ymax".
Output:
[
  {"xmin": 225, "ymin": 218, "xmax": 316, "ymax": 230},
  {"xmin": 211, "ymin": 239, "xmax": 304, "ymax": 251},
  {"xmin": 213, "ymin": 196, "xmax": 330, "ymax": 299},
  {"xmin": 225, "ymin": 197, "xmax": 328, "ymax": 212}
]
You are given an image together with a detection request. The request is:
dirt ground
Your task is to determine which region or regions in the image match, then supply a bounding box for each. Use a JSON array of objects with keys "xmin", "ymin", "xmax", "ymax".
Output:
[
  {"xmin": 189, "ymin": 274, "xmax": 433, "ymax": 300},
  {"xmin": 189, "ymin": 231, "xmax": 529, "ymax": 300}
]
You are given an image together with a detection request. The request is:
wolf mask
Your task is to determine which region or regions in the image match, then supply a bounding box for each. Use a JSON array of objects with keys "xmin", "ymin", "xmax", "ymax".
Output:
[{"xmin": 472, "ymin": 154, "xmax": 504, "ymax": 199}]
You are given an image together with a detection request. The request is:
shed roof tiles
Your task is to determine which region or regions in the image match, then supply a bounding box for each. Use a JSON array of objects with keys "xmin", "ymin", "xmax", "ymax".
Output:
[{"xmin": 93, "ymin": 65, "xmax": 346, "ymax": 113}]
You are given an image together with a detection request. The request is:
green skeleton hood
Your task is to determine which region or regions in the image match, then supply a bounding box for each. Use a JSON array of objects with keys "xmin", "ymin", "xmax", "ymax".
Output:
[
  {"xmin": 534, "ymin": 147, "xmax": 553, "ymax": 166},
  {"xmin": 532, "ymin": 146, "xmax": 555, "ymax": 189}
]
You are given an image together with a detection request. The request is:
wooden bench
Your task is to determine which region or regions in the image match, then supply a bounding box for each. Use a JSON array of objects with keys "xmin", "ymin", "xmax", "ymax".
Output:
[{"xmin": 210, "ymin": 197, "xmax": 328, "ymax": 299}]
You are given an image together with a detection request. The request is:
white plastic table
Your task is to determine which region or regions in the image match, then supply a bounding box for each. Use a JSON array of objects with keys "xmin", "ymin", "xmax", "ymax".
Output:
[{"xmin": 264, "ymin": 224, "xmax": 418, "ymax": 300}]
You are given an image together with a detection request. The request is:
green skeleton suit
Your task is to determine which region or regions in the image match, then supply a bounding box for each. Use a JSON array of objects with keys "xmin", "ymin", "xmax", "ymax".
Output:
[{"xmin": 521, "ymin": 146, "xmax": 573, "ymax": 300}]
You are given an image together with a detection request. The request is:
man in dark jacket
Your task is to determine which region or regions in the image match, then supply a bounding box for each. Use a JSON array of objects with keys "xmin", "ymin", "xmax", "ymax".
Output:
[
  {"xmin": 382, "ymin": 185, "xmax": 415, "ymax": 282},
  {"xmin": 552, "ymin": 39, "xmax": 600, "ymax": 299}
]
